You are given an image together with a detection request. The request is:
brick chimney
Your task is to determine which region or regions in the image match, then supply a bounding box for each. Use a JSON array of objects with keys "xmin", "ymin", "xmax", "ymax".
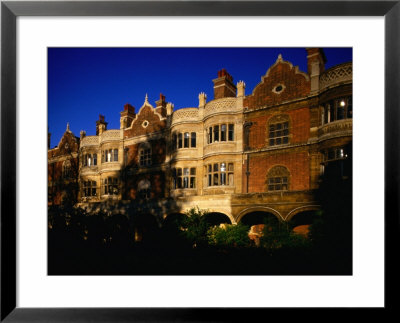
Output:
[
  {"xmin": 306, "ymin": 48, "xmax": 327, "ymax": 93},
  {"xmin": 212, "ymin": 69, "xmax": 237, "ymax": 100},
  {"xmin": 96, "ymin": 114, "xmax": 108, "ymax": 135},
  {"xmin": 155, "ymin": 93, "xmax": 167, "ymax": 117},
  {"xmin": 120, "ymin": 104, "xmax": 136, "ymax": 129}
]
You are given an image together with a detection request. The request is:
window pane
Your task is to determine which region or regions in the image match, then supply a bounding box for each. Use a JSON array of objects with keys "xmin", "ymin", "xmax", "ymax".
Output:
[
  {"xmin": 208, "ymin": 165, "xmax": 212, "ymax": 172},
  {"xmin": 93, "ymin": 154, "xmax": 97, "ymax": 165},
  {"xmin": 213, "ymin": 163, "xmax": 219, "ymax": 172},
  {"xmin": 190, "ymin": 177, "xmax": 196, "ymax": 188},
  {"xmin": 220, "ymin": 173, "xmax": 226, "ymax": 185},
  {"xmin": 183, "ymin": 177, "xmax": 189, "ymax": 188},
  {"xmin": 190, "ymin": 168, "xmax": 196, "ymax": 175},
  {"xmin": 209, "ymin": 127, "xmax": 212, "ymax": 143},
  {"xmin": 220, "ymin": 163, "xmax": 226, "ymax": 172},
  {"xmin": 178, "ymin": 133, "xmax": 182, "ymax": 148},
  {"xmin": 228, "ymin": 124, "xmax": 234, "ymax": 141},
  {"xmin": 213, "ymin": 125, "xmax": 219, "ymax": 141},
  {"xmin": 177, "ymin": 168, "xmax": 182, "ymax": 176},
  {"xmin": 114, "ymin": 149, "xmax": 118, "ymax": 161},
  {"xmin": 191, "ymin": 132, "xmax": 196, "ymax": 147},
  {"xmin": 228, "ymin": 173, "xmax": 234, "ymax": 186},
  {"xmin": 228, "ymin": 163, "xmax": 234, "ymax": 172},
  {"xmin": 213, "ymin": 173, "xmax": 219, "ymax": 185},
  {"xmin": 184, "ymin": 132, "xmax": 189, "ymax": 148},
  {"xmin": 183, "ymin": 168, "xmax": 189, "ymax": 175},
  {"xmin": 221, "ymin": 124, "xmax": 226, "ymax": 141}
]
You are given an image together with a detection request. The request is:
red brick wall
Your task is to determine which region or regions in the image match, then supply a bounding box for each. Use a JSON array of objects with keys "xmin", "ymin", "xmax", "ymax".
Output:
[
  {"xmin": 245, "ymin": 151, "xmax": 310, "ymax": 192},
  {"xmin": 123, "ymin": 105, "xmax": 166, "ymax": 138},
  {"xmin": 125, "ymin": 138, "xmax": 166, "ymax": 168},
  {"xmin": 244, "ymin": 61, "xmax": 310, "ymax": 110},
  {"xmin": 246, "ymin": 107, "xmax": 310, "ymax": 149}
]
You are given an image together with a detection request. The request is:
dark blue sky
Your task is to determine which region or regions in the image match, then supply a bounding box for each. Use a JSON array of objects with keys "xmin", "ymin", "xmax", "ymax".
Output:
[{"xmin": 48, "ymin": 47, "xmax": 352, "ymax": 148}]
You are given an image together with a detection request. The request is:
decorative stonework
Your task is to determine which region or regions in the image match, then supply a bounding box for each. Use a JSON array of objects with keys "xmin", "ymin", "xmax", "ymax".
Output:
[
  {"xmin": 80, "ymin": 135, "xmax": 99, "ymax": 147},
  {"xmin": 171, "ymin": 108, "xmax": 199, "ymax": 125},
  {"xmin": 320, "ymin": 62, "xmax": 352, "ymax": 90},
  {"xmin": 100, "ymin": 130, "xmax": 120, "ymax": 142},
  {"xmin": 318, "ymin": 119, "xmax": 353, "ymax": 138},
  {"xmin": 204, "ymin": 97, "xmax": 240, "ymax": 117}
]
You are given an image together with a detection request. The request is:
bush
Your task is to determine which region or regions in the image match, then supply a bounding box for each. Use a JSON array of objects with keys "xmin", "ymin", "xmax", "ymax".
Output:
[
  {"xmin": 260, "ymin": 221, "xmax": 310, "ymax": 251},
  {"xmin": 181, "ymin": 207, "xmax": 211, "ymax": 247},
  {"xmin": 207, "ymin": 223, "xmax": 251, "ymax": 248}
]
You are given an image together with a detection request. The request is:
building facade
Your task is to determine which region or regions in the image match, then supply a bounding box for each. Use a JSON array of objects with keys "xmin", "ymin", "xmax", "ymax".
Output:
[{"xmin": 48, "ymin": 48, "xmax": 352, "ymax": 228}]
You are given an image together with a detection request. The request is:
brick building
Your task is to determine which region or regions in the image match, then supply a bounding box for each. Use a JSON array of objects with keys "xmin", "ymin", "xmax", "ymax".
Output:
[{"xmin": 48, "ymin": 48, "xmax": 352, "ymax": 230}]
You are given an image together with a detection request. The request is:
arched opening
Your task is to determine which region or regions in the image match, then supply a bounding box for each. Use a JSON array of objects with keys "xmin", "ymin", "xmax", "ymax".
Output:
[
  {"xmin": 204, "ymin": 212, "xmax": 232, "ymax": 226},
  {"xmin": 131, "ymin": 213, "xmax": 159, "ymax": 244},
  {"xmin": 289, "ymin": 210, "xmax": 318, "ymax": 236},
  {"xmin": 239, "ymin": 211, "xmax": 280, "ymax": 227}
]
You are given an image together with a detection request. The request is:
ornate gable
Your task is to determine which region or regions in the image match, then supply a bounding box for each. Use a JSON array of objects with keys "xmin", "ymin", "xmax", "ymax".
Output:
[{"xmin": 244, "ymin": 55, "xmax": 311, "ymax": 110}]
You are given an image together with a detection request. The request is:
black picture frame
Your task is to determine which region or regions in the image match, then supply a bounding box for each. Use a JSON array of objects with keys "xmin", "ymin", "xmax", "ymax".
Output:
[{"xmin": 1, "ymin": 1, "xmax": 398, "ymax": 321}]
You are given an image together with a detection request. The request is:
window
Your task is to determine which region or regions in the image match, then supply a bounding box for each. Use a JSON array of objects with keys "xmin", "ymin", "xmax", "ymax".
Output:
[
  {"xmin": 82, "ymin": 180, "xmax": 97, "ymax": 197},
  {"xmin": 206, "ymin": 162, "xmax": 234, "ymax": 186},
  {"xmin": 83, "ymin": 153, "xmax": 97, "ymax": 167},
  {"xmin": 221, "ymin": 124, "xmax": 226, "ymax": 141},
  {"xmin": 102, "ymin": 177, "xmax": 118, "ymax": 195},
  {"xmin": 228, "ymin": 124, "xmax": 234, "ymax": 141},
  {"xmin": 267, "ymin": 166, "xmax": 290, "ymax": 191},
  {"xmin": 172, "ymin": 132, "xmax": 197, "ymax": 149},
  {"xmin": 268, "ymin": 115, "xmax": 289, "ymax": 146},
  {"xmin": 323, "ymin": 147, "xmax": 348, "ymax": 162},
  {"xmin": 138, "ymin": 179, "xmax": 151, "ymax": 199},
  {"xmin": 139, "ymin": 144, "xmax": 152, "ymax": 166},
  {"xmin": 191, "ymin": 132, "xmax": 196, "ymax": 148},
  {"xmin": 101, "ymin": 149, "xmax": 118, "ymax": 163},
  {"xmin": 172, "ymin": 167, "xmax": 196, "ymax": 189},
  {"xmin": 213, "ymin": 125, "xmax": 219, "ymax": 142},
  {"xmin": 62, "ymin": 160, "xmax": 71, "ymax": 178},
  {"xmin": 178, "ymin": 133, "xmax": 183, "ymax": 149},
  {"xmin": 184, "ymin": 132, "xmax": 190, "ymax": 148},
  {"xmin": 207, "ymin": 124, "xmax": 235, "ymax": 144},
  {"xmin": 322, "ymin": 96, "xmax": 352, "ymax": 124}
]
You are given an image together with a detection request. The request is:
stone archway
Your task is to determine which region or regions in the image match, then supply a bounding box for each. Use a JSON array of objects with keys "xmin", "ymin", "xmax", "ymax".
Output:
[
  {"xmin": 204, "ymin": 212, "xmax": 232, "ymax": 226},
  {"xmin": 236, "ymin": 206, "xmax": 282, "ymax": 224}
]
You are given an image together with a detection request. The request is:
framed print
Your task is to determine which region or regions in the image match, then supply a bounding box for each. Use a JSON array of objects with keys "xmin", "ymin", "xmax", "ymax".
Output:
[{"xmin": 1, "ymin": 0, "xmax": 398, "ymax": 321}]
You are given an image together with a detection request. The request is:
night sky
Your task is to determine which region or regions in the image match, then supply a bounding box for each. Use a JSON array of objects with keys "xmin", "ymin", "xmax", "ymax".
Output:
[{"xmin": 48, "ymin": 47, "xmax": 352, "ymax": 148}]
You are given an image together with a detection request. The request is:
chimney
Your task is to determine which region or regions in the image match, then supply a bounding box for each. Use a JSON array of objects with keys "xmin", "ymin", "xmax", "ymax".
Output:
[
  {"xmin": 306, "ymin": 48, "xmax": 327, "ymax": 93},
  {"xmin": 96, "ymin": 114, "xmax": 108, "ymax": 135},
  {"xmin": 120, "ymin": 104, "xmax": 136, "ymax": 129},
  {"xmin": 198, "ymin": 92, "xmax": 207, "ymax": 107},
  {"xmin": 166, "ymin": 102, "xmax": 174, "ymax": 116},
  {"xmin": 155, "ymin": 93, "xmax": 166, "ymax": 108},
  {"xmin": 212, "ymin": 69, "xmax": 237, "ymax": 100},
  {"xmin": 237, "ymin": 81, "xmax": 246, "ymax": 97}
]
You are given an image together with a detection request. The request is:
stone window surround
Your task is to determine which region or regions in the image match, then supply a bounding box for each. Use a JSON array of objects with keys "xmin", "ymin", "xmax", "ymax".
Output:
[
  {"xmin": 101, "ymin": 148, "xmax": 119, "ymax": 163},
  {"xmin": 172, "ymin": 131, "xmax": 197, "ymax": 150},
  {"xmin": 139, "ymin": 142, "xmax": 152, "ymax": 167},
  {"xmin": 206, "ymin": 162, "xmax": 234, "ymax": 187},
  {"xmin": 206, "ymin": 123, "xmax": 234, "ymax": 144},
  {"xmin": 266, "ymin": 165, "xmax": 290, "ymax": 191},
  {"xmin": 321, "ymin": 96, "xmax": 352, "ymax": 125},
  {"xmin": 268, "ymin": 114, "xmax": 290, "ymax": 147},
  {"xmin": 81, "ymin": 180, "xmax": 97, "ymax": 197},
  {"xmin": 172, "ymin": 167, "xmax": 196, "ymax": 189}
]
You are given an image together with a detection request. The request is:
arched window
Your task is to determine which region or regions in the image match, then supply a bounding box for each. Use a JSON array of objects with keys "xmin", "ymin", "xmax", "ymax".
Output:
[
  {"xmin": 138, "ymin": 179, "xmax": 151, "ymax": 199},
  {"xmin": 139, "ymin": 143, "xmax": 152, "ymax": 166},
  {"xmin": 266, "ymin": 166, "xmax": 290, "ymax": 191},
  {"xmin": 268, "ymin": 115, "xmax": 290, "ymax": 146},
  {"xmin": 62, "ymin": 160, "xmax": 71, "ymax": 178}
]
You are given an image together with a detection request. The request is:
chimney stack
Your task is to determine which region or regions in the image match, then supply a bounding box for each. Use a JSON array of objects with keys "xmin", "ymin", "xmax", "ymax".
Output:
[
  {"xmin": 212, "ymin": 69, "xmax": 237, "ymax": 100},
  {"xmin": 306, "ymin": 48, "xmax": 326, "ymax": 93},
  {"xmin": 237, "ymin": 81, "xmax": 246, "ymax": 97},
  {"xmin": 96, "ymin": 114, "xmax": 108, "ymax": 135},
  {"xmin": 198, "ymin": 92, "xmax": 207, "ymax": 107}
]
